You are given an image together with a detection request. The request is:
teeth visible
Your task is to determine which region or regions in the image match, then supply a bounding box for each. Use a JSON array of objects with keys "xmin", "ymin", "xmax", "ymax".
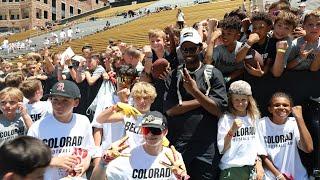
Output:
[{"xmin": 278, "ymin": 111, "xmax": 287, "ymax": 117}]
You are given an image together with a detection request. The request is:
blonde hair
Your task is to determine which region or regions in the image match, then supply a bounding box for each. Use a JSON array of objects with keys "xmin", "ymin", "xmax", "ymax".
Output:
[
  {"xmin": 148, "ymin": 29, "xmax": 166, "ymax": 40},
  {"xmin": 131, "ymin": 82, "xmax": 157, "ymax": 100},
  {"xmin": 0, "ymin": 87, "xmax": 24, "ymax": 102},
  {"xmin": 228, "ymin": 94, "xmax": 261, "ymax": 121},
  {"xmin": 19, "ymin": 79, "xmax": 42, "ymax": 99},
  {"xmin": 26, "ymin": 52, "xmax": 42, "ymax": 62}
]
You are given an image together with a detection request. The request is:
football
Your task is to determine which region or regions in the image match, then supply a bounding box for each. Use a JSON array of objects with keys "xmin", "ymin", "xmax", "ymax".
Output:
[
  {"xmin": 244, "ymin": 49, "xmax": 264, "ymax": 68},
  {"xmin": 151, "ymin": 58, "xmax": 169, "ymax": 79}
]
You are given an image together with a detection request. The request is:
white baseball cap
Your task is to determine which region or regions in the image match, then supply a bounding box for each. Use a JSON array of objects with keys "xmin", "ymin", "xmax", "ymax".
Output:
[
  {"xmin": 179, "ymin": 27, "xmax": 202, "ymax": 46},
  {"xmin": 299, "ymin": 3, "xmax": 306, "ymax": 7}
]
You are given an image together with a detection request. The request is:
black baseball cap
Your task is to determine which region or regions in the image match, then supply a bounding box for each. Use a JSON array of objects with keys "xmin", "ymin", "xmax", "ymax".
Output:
[
  {"xmin": 46, "ymin": 80, "xmax": 81, "ymax": 99},
  {"xmin": 141, "ymin": 111, "xmax": 168, "ymax": 130}
]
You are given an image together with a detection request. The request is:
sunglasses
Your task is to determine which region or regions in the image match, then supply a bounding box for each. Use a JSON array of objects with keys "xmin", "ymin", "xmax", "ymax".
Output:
[
  {"xmin": 141, "ymin": 127, "xmax": 163, "ymax": 135},
  {"xmin": 181, "ymin": 46, "xmax": 198, "ymax": 54}
]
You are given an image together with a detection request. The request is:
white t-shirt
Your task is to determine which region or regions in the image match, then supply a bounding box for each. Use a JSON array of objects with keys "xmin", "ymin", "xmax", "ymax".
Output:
[
  {"xmin": 123, "ymin": 115, "xmax": 144, "ymax": 151},
  {"xmin": 28, "ymin": 113, "xmax": 95, "ymax": 180},
  {"xmin": 25, "ymin": 100, "xmax": 52, "ymax": 122},
  {"xmin": 67, "ymin": 29, "xmax": 73, "ymax": 38},
  {"xmin": 177, "ymin": 12, "xmax": 184, "ymax": 22},
  {"xmin": 60, "ymin": 31, "xmax": 66, "ymax": 39},
  {"xmin": 91, "ymin": 93, "xmax": 125, "ymax": 152},
  {"xmin": 2, "ymin": 39, "xmax": 9, "ymax": 48},
  {"xmin": 217, "ymin": 113, "xmax": 265, "ymax": 170},
  {"xmin": 106, "ymin": 145, "xmax": 179, "ymax": 180},
  {"xmin": 257, "ymin": 117, "xmax": 308, "ymax": 180}
]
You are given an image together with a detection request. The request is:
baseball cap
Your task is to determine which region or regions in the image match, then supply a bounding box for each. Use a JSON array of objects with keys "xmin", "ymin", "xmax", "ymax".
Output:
[
  {"xmin": 179, "ymin": 27, "xmax": 202, "ymax": 46},
  {"xmin": 141, "ymin": 111, "xmax": 167, "ymax": 130},
  {"xmin": 299, "ymin": 3, "xmax": 306, "ymax": 7},
  {"xmin": 229, "ymin": 80, "xmax": 252, "ymax": 96},
  {"xmin": 46, "ymin": 80, "xmax": 81, "ymax": 99}
]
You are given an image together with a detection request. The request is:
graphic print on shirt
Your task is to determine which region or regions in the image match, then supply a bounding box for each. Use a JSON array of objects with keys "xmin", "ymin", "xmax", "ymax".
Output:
[
  {"xmin": 30, "ymin": 113, "xmax": 42, "ymax": 122},
  {"xmin": 124, "ymin": 121, "xmax": 141, "ymax": 134},
  {"xmin": 232, "ymin": 126, "xmax": 256, "ymax": 142},
  {"xmin": 264, "ymin": 132, "xmax": 294, "ymax": 149},
  {"xmin": 132, "ymin": 167, "xmax": 172, "ymax": 179},
  {"xmin": 0, "ymin": 126, "xmax": 25, "ymax": 140},
  {"xmin": 42, "ymin": 136, "xmax": 84, "ymax": 154}
]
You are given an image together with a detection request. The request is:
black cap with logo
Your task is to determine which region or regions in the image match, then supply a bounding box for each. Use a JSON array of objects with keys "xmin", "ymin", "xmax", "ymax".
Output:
[{"xmin": 46, "ymin": 80, "xmax": 81, "ymax": 99}]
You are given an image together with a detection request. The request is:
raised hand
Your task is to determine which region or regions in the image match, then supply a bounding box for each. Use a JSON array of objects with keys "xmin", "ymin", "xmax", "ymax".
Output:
[
  {"xmin": 291, "ymin": 106, "xmax": 303, "ymax": 120},
  {"xmin": 276, "ymin": 41, "xmax": 288, "ymax": 51},
  {"xmin": 160, "ymin": 145, "xmax": 190, "ymax": 180},
  {"xmin": 115, "ymin": 102, "xmax": 141, "ymax": 118},
  {"xmin": 208, "ymin": 18, "xmax": 219, "ymax": 31},
  {"xmin": 247, "ymin": 33, "xmax": 260, "ymax": 46},
  {"xmin": 102, "ymin": 135, "xmax": 130, "ymax": 164},
  {"xmin": 181, "ymin": 68, "xmax": 198, "ymax": 97},
  {"xmin": 231, "ymin": 118, "xmax": 243, "ymax": 132},
  {"xmin": 299, "ymin": 42, "xmax": 313, "ymax": 60}
]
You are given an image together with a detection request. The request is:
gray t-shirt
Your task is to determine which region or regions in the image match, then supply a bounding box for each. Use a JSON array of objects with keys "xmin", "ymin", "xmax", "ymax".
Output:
[
  {"xmin": 288, "ymin": 37, "xmax": 320, "ymax": 70},
  {"xmin": 212, "ymin": 41, "xmax": 243, "ymax": 74},
  {"xmin": 0, "ymin": 114, "xmax": 26, "ymax": 146},
  {"xmin": 92, "ymin": 65, "xmax": 106, "ymax": 76}
]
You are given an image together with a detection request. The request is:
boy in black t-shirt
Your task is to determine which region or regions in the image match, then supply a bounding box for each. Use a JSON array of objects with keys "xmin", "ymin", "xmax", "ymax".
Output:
[{"xmin": 237, "ymin": 11, "xmax": 298, "ymax": 77}]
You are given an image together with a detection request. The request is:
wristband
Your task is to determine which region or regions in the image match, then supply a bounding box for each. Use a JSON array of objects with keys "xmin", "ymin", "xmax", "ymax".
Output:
[
  {"xmin": 277, "ymin": 48, "xmax": 286, "ymax": 53},
  {"xmin": 227, "ymin": 131, "xmax": 234, "ymax": 138},
  {"xmin": 276, "ymin": 174, "xmax": 284, "ymax": 180},
  {"xmin": 244, "ymin": 42, "xmax": 251, "ymax": 49}
]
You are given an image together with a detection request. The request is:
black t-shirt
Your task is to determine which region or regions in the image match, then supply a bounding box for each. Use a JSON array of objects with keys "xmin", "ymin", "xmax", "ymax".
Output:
[
  {"xmin": 152, "ymin": 49, "xmax": 179, "ymax": 70},
  {"xmin": 150, "ymin": 49, "xmax": 178, "ymax": 113},
  {"xmin": 164, "ymin": 64, "xmax": 228, "ymax": 165},
  {"xmin": 251, "ymin": 36, "xmax": 271, "ymax": 62}
]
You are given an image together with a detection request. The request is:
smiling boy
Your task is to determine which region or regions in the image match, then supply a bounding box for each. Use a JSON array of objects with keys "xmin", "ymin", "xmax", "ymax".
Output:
[{"xmin": 28, "ymin": 80, "xmax": 95, "ymax": 180}]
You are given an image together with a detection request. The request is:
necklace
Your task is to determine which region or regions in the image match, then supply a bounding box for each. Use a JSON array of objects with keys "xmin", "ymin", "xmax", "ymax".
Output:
[{"xmin": 188, "ymin": 62, "xmax": 202, "ymax": 75}]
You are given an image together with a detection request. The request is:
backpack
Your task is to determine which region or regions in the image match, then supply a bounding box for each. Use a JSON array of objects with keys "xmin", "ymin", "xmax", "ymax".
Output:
[{"xmin": 176, "ymin": 64, "xmax": 214, "ymax": 105}]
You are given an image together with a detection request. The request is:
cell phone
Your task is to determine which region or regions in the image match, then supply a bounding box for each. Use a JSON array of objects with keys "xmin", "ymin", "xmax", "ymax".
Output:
[{"xmin": 72, "ymin": 60, "xmax": 80, "ymax": 67}]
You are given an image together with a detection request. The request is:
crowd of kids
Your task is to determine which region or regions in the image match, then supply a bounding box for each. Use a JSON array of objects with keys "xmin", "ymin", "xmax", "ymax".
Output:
[{"xmin": 0, "ymin": 0, "xmax": 319, "ymax": 179}]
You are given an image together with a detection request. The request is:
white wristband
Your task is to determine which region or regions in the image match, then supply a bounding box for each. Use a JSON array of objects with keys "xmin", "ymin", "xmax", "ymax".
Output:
[{"xmin": 244, "ymin": 42, "xmax": 251, "ymax": 49}]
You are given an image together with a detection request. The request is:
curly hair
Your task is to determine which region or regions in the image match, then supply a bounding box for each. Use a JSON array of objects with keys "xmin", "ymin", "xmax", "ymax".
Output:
[
  {"xmin": 220, "ymin": 16, "xmax": 242, "ymax": 32},
  {"xmin": 251, "ymin": 12, "xmax": 273, "ymax": 26}
]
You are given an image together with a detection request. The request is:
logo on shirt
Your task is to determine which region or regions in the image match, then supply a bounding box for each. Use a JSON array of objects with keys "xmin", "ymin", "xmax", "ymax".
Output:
[
  {"xmin": 124, "ymin": 121, "xmax": 141, "ymax": 134},
  {"xmin": 132, "ymin": 168, "xmax": 172, "ymax": 178},
  {"xmin": 264, "ymin": 132, "xmax": 293, "ymax": 148},
  {"xmin": 232, "ymin": 126, "xmax": 256, "ymax": 141},
  {"xmin": 30, "ymin": 113, "xmax": 42, "ymax": 122}
]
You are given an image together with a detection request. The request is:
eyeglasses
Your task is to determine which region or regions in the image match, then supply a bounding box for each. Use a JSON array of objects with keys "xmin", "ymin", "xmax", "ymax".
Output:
[
  {"xmin": 141, "ymin": 127, "xmax": 163, "ymax": 135},
  {"xmin": 181, "ymin": 46, "xmax": 198, "ymax": 54}
]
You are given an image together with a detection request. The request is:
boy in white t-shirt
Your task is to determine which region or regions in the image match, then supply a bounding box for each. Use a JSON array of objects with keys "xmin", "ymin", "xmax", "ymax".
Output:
[
  {"xmin": 257, "ymin": 92, "xmax": 313, "ymax": 180},
  {"xmin": 28, "ymin": 80, "xmax": 95, "ymax": 180},
  {"xmin": 91, "ymin": 111, "xmax": 190, "ymax": 180},
  {"xmin": 19, "ymin": 79, "xmax": 52, "ymax": 122}
]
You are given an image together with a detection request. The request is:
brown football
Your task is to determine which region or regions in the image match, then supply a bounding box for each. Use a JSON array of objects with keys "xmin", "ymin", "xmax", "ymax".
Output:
[
  {"xmin": 151, "ymin": 58, "xmax": 169, "ymax": 79},
  {"xmin": 244, "ymin": 49, "xmax": 264, "ymax": 68}
]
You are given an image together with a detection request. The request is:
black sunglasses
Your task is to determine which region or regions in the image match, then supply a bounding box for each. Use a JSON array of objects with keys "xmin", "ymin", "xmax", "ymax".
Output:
[{"xmin": 181, "ymin": 46, "xmax": 198, "ymax": 54}]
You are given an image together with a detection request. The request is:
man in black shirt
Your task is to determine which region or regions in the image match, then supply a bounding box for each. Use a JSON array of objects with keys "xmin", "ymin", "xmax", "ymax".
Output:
[{"xmin": 164, "ymin": 27, "xmax": 228, "ymax": 180}]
